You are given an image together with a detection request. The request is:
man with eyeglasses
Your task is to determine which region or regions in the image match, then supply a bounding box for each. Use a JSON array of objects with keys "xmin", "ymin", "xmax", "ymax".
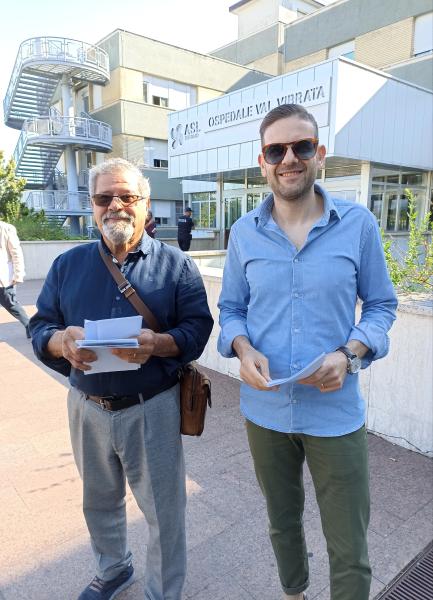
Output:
[
  {"xmin": 29, "ymin": 158, "xmax": 213, "ymax": 600},
  {"xmin": 218, "ymin": 104, "xmax": 397, "ymax": 600}
]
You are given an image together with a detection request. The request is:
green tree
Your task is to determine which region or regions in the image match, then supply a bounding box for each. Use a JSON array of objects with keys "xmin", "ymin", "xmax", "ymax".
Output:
[
  {"xmin": 382, "ymin": 189, "xmax": 433, "ymax": 293},
  {"xmin": 0, "ymin": 151, "xmax": 26, "ymax": 221},
  {"xmin": 0, "ymin": 151, "xmax": 77, "ymax": 240}
]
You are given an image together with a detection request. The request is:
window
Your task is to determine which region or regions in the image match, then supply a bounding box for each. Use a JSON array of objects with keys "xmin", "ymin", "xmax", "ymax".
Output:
[
  {"xmin": 152, "ymin": 95, "xmax": 168, "ymax": 107},
  {"xmin": 83, "ymin": 95, "xmax": 89, "ymax": 114},
  {"xmin": 369, "ymin": 193, "xmax": 383, "ymax": 223},
  {"xmin": 153, "ymin": 159, "xmax": 168, "ymax": 168},
  {"xmin": 247, "ymin": 193, "xmax": 265, "ymax": 212},
  {"xmin": 175, "ymin": 201, "xmax": 184, "ymax": 222},
  {"xmin": 429, "ymin": 188, "xmax": 433, "ymax": 227},
  {"xmin": 189, "ymin": 192, "xmax": 217, "ymax": 228},
  {"xmin": 143, "ymin": 81, "xmax": 149, "ymax": 103},
  {"xmin": 328, "ymin": 40, "xmax": 355, "ymax": 60},
  {"xmin": 369, "ymin": 170, "xmax": 426, "ymax": 232},
  {"xmin": 414, "ymin": 12, "xmax": 433, "ymax": 56}
]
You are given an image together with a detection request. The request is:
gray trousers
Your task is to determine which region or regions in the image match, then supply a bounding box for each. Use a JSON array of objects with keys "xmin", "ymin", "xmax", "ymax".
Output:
[
  {"xmin": 0, "ymin": 285, "xmax": 29, "ymax": 328},
  {"xmin": 68, "ymin": 385, "xmax": 186, "ymax": 600}
]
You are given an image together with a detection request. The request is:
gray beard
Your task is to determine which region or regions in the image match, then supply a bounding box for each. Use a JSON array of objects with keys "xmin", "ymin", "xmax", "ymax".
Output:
[{"xmin": 102, "ymin": 220, "xmax": 134, "ymax": 245}]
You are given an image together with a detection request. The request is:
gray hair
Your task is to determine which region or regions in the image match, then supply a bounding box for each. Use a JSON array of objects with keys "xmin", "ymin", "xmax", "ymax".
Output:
[{"xmin": 89, "ymin": 158, "xmax": 151, "ymax": 198}]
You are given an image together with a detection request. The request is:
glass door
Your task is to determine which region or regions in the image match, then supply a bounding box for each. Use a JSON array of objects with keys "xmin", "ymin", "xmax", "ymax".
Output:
[{"xmin": 223, "ymin": 194, "xmax": 243, "ymax": 248}]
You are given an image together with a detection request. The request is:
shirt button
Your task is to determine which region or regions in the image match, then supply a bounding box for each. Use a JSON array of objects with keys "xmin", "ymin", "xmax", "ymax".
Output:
[
  {"xmin": 293, "ymin": 292, "xmax": 299, "ymax": 298},
  {"xmin": 294, "ymin": 258, "xmax": 299, "ymax": 263},
  {"xmin": 294, "ymin": 328, "xmax": 300, "ymax": 333},
  {"xmin": 116, "ymin": 296, "xmax": 120, "ymax": 301}
]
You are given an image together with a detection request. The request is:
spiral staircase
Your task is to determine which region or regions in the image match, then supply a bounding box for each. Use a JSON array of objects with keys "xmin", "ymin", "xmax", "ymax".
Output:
[{"xmin": 3, "ymin": 37, "xmax": 112, "ymax": 233}]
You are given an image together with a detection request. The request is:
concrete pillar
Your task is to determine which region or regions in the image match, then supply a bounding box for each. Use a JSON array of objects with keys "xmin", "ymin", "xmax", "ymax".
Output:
[
  {"xmin": 216, "ymin": 176, "xmax": 224, "ymax": 250},
  {"xmin": 359, "ymin": 161, "xmax": 372, "ymax": 207},
  {"xmin": 61, "ymin": 75, "xmax": 80, "ymax": 233}
]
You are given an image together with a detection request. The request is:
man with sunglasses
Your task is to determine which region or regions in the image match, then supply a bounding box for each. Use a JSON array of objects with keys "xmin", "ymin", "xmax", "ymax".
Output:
[
  {"xmin": 29, "ymin": 158, "xmax": 213, "ymax": 600},
  {"xmin": 218, "ymin": 104, "xmax": 397, "ymax": 600}
]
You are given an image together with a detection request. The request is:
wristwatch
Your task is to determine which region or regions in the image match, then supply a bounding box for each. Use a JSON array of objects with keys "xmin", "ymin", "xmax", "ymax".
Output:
[{"xmin": 336, "ymin": 346, "xmax": 362, "ymax": 374}]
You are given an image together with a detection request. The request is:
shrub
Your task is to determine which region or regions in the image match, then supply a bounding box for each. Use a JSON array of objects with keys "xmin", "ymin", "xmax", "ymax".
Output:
[{"xmin": 382, "ymin": 189, "xmax": 433, "ymax": 293}]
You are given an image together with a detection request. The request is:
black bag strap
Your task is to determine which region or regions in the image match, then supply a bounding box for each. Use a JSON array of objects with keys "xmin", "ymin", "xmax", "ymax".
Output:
[{"xmin": 97, "ymin": 241, "xmax": 161, "ymax": 333}]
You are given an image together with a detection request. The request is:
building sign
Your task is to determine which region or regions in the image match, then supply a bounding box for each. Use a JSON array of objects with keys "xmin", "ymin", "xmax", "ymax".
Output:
[
  {"xmin": 169, "ymin": 78, "xmax": 330, "ymax": 155},
  {"xmin": 206, "ymin": 81, "xmax": 330, "ymax": 132}
]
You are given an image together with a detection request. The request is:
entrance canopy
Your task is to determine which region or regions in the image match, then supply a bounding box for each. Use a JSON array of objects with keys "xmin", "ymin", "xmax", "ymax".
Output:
[{"xmin": 168, "ymin": 57, "xmax": 433, "ymax": 180}]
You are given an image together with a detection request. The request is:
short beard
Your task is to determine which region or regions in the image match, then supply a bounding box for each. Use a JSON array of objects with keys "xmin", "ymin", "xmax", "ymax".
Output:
[{"xmin": 102, "ymin": 211, "xmax": 134, "ymax": 245}]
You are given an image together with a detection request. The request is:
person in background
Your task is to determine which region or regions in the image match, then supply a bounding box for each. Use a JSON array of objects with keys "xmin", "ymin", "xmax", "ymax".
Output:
[
  {"xmin": 177, "ymin": 207, "xmax": 194, "ymax": 251},
  {"xmin": 218, "ymin": 104, "xmax": 397, "ymax": 600},
  {"xmin": 0, "ymin": 219, "xmax": 30, "ymax": 338},
  {"xmin": 145, "ymin": 208, "xmax": 156, "ymax": 238}
]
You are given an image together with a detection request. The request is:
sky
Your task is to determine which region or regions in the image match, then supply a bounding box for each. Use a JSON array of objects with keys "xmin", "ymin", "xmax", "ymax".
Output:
[{"xmin": 0, "ymin": 0, "xmax": 338, "ymax": 161}]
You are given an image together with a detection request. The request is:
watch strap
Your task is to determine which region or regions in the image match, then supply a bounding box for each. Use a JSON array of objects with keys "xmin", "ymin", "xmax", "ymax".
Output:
[{"xmin": 336, "ymin": 345, "xmax": 356, "ymax": 360}]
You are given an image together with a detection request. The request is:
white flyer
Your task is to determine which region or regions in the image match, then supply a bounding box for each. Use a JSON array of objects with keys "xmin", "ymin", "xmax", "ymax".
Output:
[
  {"xmin": 265, "ymin": 353, "xmax": 326, "ymax": 387},
  {"xmin": 77, "ymin": 315, "xmax": 142, "ymax": 375}
]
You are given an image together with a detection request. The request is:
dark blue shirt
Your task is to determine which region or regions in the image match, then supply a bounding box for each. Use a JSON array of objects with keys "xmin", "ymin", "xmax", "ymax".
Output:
[
  {"xmin": 30, "ymin": 236, "xmax": 213, "ymax": 398},
  {"xmin": 177, "ymin": 216, "xmax": 194, "ymax": 239}
]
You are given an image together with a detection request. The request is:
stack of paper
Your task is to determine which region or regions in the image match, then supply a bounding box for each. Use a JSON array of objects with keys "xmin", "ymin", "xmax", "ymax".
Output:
[
  {"xmin": 265, "ymin": 353, "xmax": 326, "ymax": 387},
  {"xmin": 77, "ymin": 315, "xmax": 142, "ymax": 375}
]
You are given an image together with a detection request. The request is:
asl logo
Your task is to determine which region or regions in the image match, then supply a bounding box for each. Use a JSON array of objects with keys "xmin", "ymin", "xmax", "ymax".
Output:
[{"xmin": 171, "ymin": 124, "xmax": 184, "ymax": 149}]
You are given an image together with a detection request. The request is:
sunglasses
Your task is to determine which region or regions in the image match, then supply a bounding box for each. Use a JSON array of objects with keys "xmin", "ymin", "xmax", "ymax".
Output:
[
  {"xmin": 92, "ymin": 194, "xmax": 143, "ymax": 207},
  {"xmin": 262, "ymin": 138, "xmax": 319, "ymax": 164}
]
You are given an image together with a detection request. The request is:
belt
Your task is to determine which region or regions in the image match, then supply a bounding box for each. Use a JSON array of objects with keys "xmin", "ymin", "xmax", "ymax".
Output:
[{"xmin": 86, "ymin": 394, "xmax": 142, "ymax": 411}]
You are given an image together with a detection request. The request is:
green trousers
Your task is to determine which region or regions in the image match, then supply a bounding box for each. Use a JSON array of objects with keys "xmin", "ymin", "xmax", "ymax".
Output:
[{"xmin": 246, "ymin": 421, "xmax": 371, "ymax": 600}]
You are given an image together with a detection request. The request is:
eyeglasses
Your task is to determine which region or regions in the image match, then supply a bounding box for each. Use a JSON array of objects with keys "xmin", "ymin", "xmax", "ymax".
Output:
[
  {"xmin": 92, "ymin": 194, "xmax": 143, "ymax": 207},
  {"xmin": 262, "ymin": 138, "xmax": 319, "ymax": 165}
]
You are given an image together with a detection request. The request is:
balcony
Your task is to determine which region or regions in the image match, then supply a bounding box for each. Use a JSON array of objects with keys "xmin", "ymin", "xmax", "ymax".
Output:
[{"xmin": 25, "ymin": 190, "xmax": 91, "ymax": 214}]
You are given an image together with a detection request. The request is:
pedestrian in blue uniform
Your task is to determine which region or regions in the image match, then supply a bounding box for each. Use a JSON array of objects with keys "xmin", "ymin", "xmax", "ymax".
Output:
[
  {"xmin": 218, "ymin": 104, "xmax": 397, "ymax": 600},
  {"xmin": 30, "ymin": 158, "xmax": 213, "ymax": 600},
  {"xmin": 177, "ymin": 207, "xmax": 194, "ymax": 251}
]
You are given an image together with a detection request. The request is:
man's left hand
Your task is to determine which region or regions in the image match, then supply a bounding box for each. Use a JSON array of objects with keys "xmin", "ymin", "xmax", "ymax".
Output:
[
  {"xmin": 111, "ymin": 328, "xmax": 157, "ymax": 364},
  {"xmin": 298, "ymin": 351, "xmax": 348, "ymax": 392}
]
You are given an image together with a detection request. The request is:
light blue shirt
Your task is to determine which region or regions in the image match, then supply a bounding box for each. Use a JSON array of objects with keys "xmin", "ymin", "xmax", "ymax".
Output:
[{"xmin": 217, "ymin": 185, "xmax": 397, "ymax": 437}]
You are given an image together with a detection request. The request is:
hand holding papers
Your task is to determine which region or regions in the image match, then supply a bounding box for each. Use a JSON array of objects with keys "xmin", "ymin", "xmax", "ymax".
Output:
[
  {"xmin": 265, "ymin": 353, "xmax": 326, "ymax": 387},
  {"xmin": 76, "ymin": 315, "xmax": 142, "ymax": 374}
]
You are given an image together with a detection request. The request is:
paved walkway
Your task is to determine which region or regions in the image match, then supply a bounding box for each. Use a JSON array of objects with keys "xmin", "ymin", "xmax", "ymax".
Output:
[{"xmin": 0, "ymin": 280, "xmax": 432, "ymax": 600}]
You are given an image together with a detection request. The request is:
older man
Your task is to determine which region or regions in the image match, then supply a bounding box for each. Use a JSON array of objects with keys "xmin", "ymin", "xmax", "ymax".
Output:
[
  {"xmin": 218, "ymin": 104, "xmax": 397, "ymax": 600},
  {"xmin": 30, "ymin": 158, "xmax": 213, "ymax": 600}
]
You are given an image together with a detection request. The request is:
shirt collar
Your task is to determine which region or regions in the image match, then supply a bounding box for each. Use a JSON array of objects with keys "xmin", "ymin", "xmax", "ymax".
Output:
[{"xmin": 255, "ymin": 183, "xmax": 341, "ymax": 228}]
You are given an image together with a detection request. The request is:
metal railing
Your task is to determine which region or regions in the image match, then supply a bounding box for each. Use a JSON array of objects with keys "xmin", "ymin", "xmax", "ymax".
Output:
[
  {"xmin": 23, "ymin": 115, "xmax": 112, "ymax": 143},
  {"xmin": 4, "ymin": 36, "xmax": 109, "ymax": 118},
  {"xmin": 25, "ymin": 190, "xmax": 91, "ymax": 211},
  {"xmin": 13, "ymin": 116, "xmax": 112, "ymax": 164}
]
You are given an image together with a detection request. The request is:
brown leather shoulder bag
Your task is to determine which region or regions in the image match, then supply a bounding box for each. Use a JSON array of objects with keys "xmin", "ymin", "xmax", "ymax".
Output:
[{"xmin": 98, "ymin": 242, "xmax": 211, "ymax": 436}]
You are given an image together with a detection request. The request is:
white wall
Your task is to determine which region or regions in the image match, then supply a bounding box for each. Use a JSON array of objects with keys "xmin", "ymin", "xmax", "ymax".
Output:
[
  {"xmin": 333, "ymin": 60, "xmax": 433, "ymax": 170},
  {"xmin": 22, "ymin": 240, "xmax": 94, "ymax": 280},
  {"xmin": 236, "ymin": 0, "xmax": 280, "ymax": 39}
]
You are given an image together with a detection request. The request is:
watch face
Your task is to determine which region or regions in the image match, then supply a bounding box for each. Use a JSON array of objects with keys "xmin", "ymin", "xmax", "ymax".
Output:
[{"xmin": 349, "ymin": 356, "xmax": 362, "ymax": 374}]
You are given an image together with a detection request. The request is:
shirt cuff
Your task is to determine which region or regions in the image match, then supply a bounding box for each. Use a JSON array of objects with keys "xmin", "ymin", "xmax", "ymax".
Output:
[
  {"xmin": 348, "ymin": 326, "xmax": 389, "ymax": 369},
  {"xmin": 218, "ymin": 319, "xmax": 249, "ymax": 358}
]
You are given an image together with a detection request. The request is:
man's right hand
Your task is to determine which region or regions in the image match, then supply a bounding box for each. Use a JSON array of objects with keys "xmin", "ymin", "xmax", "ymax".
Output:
[
  {"xmin": 232, "ymin": 335, "xmax": 278, "ymax": 391},
  {"xmin": 47, "ymin": 326, "xmax": 97, "ymax": 371}
]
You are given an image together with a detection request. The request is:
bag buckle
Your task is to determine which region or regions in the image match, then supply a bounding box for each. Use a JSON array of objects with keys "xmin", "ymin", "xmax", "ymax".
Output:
[
  {"xmin": 118, "ymin": 281, "xmax": 131, "ymax": 295},
  {"xmin": 118, "ymin": 281, "xmax": 135, "ymax": 298}
]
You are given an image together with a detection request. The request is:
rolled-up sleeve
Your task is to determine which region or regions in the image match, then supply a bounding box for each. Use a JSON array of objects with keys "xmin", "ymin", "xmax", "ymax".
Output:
[
  {"xmin": 348, "ymin": 218, "xmax": 398, "ymax": 368},
  {"xmin": 165, "ymin": 256, "xmax": 213, "ymax": 371},
  {"xmin": 217, "ymin": 229, "xmax": 250, "ymax": 358}
]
